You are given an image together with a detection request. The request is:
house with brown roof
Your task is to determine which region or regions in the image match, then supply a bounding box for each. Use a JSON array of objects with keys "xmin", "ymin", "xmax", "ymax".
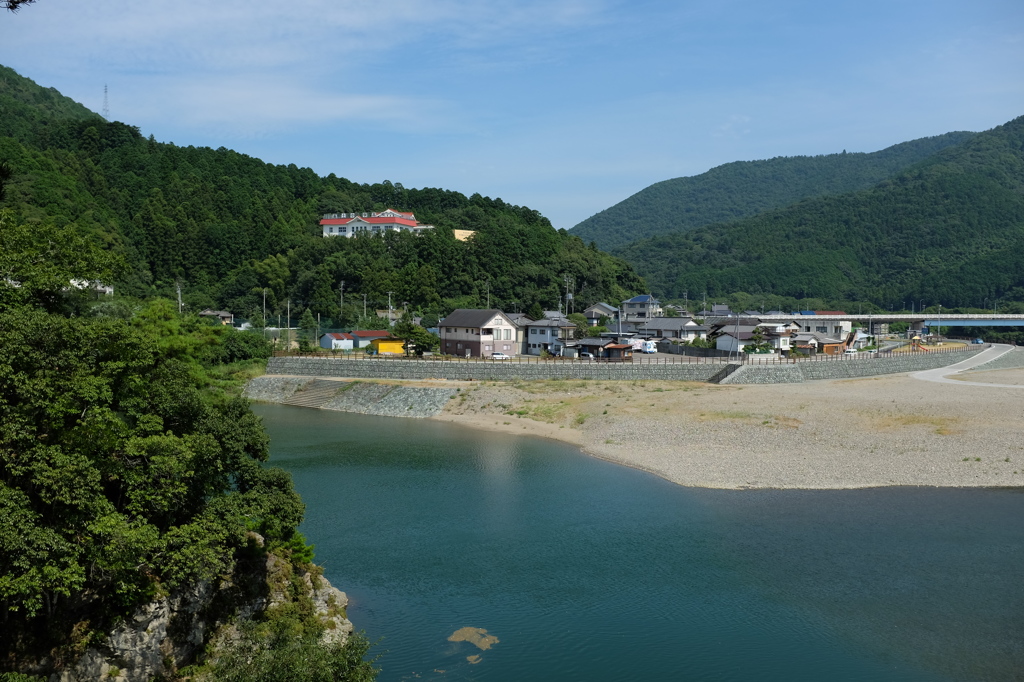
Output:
[
  {"xmin": 350, "ymin": 330, "xmax": 392, "ymax": 348},
  {"xmin": 319, "ymin": 332, "xmax": 355, "ymax": 350}
]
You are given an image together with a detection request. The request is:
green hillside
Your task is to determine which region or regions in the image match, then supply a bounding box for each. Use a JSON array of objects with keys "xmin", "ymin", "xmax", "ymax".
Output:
[
  {"xmin": 0, "ymin": 65, "xmax": 644, "ymax": 324},
  {"xmin": 571, "ymin": 132, "xmax": 975, "ymax": 251},
  {"xmin": 615, "ymin": 115, "xmax": 1024, "ymax": 308}
]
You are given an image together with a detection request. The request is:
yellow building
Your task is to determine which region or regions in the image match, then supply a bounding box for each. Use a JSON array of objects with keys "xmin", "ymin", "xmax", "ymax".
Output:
[{"xmin": 370, "ymin": 337, "xmax": 406, "ymax": 355}]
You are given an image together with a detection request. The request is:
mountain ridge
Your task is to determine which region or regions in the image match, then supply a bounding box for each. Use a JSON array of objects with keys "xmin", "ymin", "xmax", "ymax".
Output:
[
  {"xmin": 614, "ymin": 115, "xmax": 1024, "ymax": 308},
  {"xmin": 571, "ymin": 131, "xmax": 976, "ymax": 251}
]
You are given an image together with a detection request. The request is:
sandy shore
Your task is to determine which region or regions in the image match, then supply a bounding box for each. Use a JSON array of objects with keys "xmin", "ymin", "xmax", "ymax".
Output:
[{"xmin": 431, "ymin": 369, "xmax": 1024, "ymax": 489}]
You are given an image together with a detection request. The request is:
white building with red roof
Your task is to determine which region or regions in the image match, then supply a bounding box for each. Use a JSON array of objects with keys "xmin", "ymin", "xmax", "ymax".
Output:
[{"xmin": 320, "ymin": 209, "xmax": 435, "ymax": 238}]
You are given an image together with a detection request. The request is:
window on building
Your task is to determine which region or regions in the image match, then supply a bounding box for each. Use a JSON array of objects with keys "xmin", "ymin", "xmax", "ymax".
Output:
[
  {"xmin": 531, "ymin": 329, "xmax": 537, "ymax": 335},
  {"xmin": 504, "ymin": 328, "xmax": 511, "ymax": 340},
  {"xmin": 485, "ymin": 345, "xmax": 492, "ymax": 351},
  {"xmin": 457, "ymin": 343, "xmax": 462, "ymax": 350}
]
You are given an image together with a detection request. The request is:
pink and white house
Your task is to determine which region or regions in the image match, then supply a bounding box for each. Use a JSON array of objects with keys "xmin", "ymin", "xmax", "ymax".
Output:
[{"xmin": 320, "ymin": 209, "xmax": 435, "ymax": 238}]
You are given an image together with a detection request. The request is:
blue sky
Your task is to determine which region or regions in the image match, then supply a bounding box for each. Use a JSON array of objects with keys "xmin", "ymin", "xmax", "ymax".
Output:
[{"xmin": 2, "ymin": 0, "xmax": 1022, "ymax": 229}]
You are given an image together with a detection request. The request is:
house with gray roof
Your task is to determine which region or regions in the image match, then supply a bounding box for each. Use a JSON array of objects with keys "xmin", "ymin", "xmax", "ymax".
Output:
[
  {"xmin": 583, "ymin": 302, "xmax": 618, "ymax": 326},
  {"xmin": 439, "ymin": 309, "xmax": 519, "ymax": 357},
  {"xmin": 524, "ymin": 313, "xmax": 577, "ymax": 356}
]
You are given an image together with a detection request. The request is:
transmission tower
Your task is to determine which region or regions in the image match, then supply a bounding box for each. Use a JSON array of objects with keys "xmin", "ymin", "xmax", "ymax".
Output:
[{"xmin": 102, "ymin": 84, "xmax": 109, "ymax": 119}]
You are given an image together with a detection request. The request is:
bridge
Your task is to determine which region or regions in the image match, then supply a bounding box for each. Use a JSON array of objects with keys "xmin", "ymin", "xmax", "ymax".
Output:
[{"xmin": 755, "ymin": 313, "xmax": 1024, "ymax": 333}]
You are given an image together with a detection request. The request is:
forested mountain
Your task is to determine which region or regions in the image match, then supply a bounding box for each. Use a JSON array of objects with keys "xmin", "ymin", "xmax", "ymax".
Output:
[
  {"xmin": 571, "ymin": 132, "xmax": 975, "ymax": 251},
  {"xmin": 0, "ymin": 65, "xmax": 644, "ymax": 325},
  {"xmin": 615, "ymin": 115, "xmax": 1024, "ymax": 308}
]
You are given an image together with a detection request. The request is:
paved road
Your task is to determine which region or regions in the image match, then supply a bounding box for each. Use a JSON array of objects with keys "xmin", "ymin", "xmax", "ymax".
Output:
[{"xmin": 910, "ymin": 343, "xmax": 1024, "ymax": 388}]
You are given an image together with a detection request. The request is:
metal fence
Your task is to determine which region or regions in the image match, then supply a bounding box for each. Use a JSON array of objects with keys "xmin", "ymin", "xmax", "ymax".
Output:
[{"xmin": 273, "ymin": 342, "xmax": 988, "ymax": 366}]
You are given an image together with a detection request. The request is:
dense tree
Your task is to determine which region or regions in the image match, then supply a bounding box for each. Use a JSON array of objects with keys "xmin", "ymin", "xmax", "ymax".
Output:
[
  {"xmin": 571, "ymin": 132, "xmax": 976, "ymax": 251},
  {"xmin": 0, "ymin": 212, "xmax": 326, "ymax": 674},
  {"xmin": 616, "ymin": 116, "xmax": 1024, "ymax": 309},
  {"xmin": 0, "ymin": 64, "xmax": 647, "ymax": 322}
]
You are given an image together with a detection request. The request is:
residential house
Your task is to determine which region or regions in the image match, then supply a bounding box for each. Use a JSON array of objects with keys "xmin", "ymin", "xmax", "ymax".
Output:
[
  {"xmin": 199, "ymin": 309, "xmax": 234, "ymax": 325},
  {"xmin": 634, "ymin": 317, "xmax": 708, "ymax": 341},
  {"xmin": 795, "ymin": 314, "xmax": 852, "ymax": 339},
  {"xmin": 523, "ymin": 313, "xmax": 577, "ymax": 356},
  {"xmin": 319, "ymin": 332, "xmax": 354, "ymax": 350},
  {"xmin": 505, "ymin": 313, "xmax": 533, "ymax": 352},
  {"xmin": 320, "ymin": 208, "xmax": 435, "ymax": 238},
  {"xmin": 583, "ymin": 302, "xmax": 618, "ymax": 326},
  {"xmin": 715, "ymin": 326, "xmax": 792, "ymax": 354},
  {"xmin": 375, "ymin": 309, "xmax": 422, "ymax": 326},
  {"xmin": 791, "ymin": 331, "xmax": 846, "ymax": 355},
  {"xmin": 439, "ymin": 309, "xmax": 519, "ymax": 358},
  {"xmin": 621, "ymin": 295, "xmax": 662, "ymax": 321},
  {"xmin": 350, "ymin": 330, "xmax": 392, "ymax": 348}
]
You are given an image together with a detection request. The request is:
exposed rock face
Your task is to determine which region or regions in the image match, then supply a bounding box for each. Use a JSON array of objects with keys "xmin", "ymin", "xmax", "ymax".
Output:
[{"xmin": 49, "ymin": 543, "xmax": 352, "ymax": 682}]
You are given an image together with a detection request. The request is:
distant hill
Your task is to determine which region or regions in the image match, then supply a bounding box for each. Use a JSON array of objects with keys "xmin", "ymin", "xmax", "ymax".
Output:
[
  {"xmin": 614, "ymin": 115, "xmax": 1024, "ymax": 308},
  {"xmin": 0, "ymin": 64, "xmax": 99, "ymax": 142},
  {"xmin": 0, "ymin": 64, "xmax": 645, "ymax": 320},
  {"xmin": 571, "ymin": 132, "xmax": 976, "ymax": 251}
]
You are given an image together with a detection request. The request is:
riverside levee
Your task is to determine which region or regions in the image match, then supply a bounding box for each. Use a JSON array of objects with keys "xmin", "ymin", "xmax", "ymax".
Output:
[{"xmin": 263, "ymin": 348, "xmax": 985, "ymax": 385}]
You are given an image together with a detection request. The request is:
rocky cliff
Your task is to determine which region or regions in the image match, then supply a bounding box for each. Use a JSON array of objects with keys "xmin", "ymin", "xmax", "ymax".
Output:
[{"xmin": 34, "ymin": 534, "xmax": 353, "ymax": 682}]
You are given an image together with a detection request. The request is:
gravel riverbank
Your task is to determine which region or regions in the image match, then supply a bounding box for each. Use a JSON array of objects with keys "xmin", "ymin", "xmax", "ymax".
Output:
[{"xmin": 432, "ymin": 370, "xmax": 1024, "ymax": 489}]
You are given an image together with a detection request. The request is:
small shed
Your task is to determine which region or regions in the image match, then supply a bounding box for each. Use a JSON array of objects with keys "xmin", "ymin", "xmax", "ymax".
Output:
[
  {"xmin": 320, "ymin": 332, "xmax": 354, "ymax": 350},
  {"xmin": 370, "ymin": 337, "xmax": 406, "ymax": 355},
  {"xmin": 604, "ymin": 343, "xmax": 634, "ymax": 362}
]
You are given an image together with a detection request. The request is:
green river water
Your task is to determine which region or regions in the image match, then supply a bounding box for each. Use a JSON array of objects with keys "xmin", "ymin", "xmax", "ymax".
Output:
[{"xmin": 254, "ymin": 404, "xmax": 1024, "ymax": 682}]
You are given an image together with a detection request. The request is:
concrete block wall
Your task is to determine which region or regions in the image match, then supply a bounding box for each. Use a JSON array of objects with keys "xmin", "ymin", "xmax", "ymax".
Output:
[
  {"xmin": 972, "ymin": 347, "xmax": 1024, "ymax": 371},
  {"xmin": 797, "ymin": 350, "xmax": 979, "ymax": 381},
  {"xmin": 266, "ymin": 349, "xmax": 981, "ymax": 386},
  {"xmin": 266, "ymin": 357, "xmax": 724, "ymax": 382}
]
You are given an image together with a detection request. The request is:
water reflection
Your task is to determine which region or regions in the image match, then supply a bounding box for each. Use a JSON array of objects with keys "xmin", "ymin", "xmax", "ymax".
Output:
[{"xmin": 254, "ymin": 405, "xmax": 1024, "ymax": 682}]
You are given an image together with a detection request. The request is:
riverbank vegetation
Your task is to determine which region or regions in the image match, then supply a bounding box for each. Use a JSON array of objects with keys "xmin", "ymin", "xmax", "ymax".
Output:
[{"xmin": 0, "ymin": 209, "xmax": 377, "ymax": 678}]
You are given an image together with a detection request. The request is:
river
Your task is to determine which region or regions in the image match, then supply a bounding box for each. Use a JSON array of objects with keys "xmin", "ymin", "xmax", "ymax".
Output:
[{"xmin": 253, "ymin": 404, "xmax": 1024, "ymax": 682}]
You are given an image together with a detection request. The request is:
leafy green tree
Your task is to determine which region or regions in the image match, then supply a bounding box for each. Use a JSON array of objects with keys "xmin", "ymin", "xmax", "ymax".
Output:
[
  {"xmin": 392, "ymin": 311, "xmax": 439, "ymax": 355},
  {"xmin": 567, "ymin": 313, "xmax": 589, "ymax": 339},
  {"xmin": 299, "ymin": 309, "xmax": 317, "ymax": 343}
]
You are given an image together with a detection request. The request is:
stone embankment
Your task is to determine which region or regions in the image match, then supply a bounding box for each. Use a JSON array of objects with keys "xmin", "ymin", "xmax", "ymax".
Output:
[
  {"xmin": 262, "ymin": 349, "xmax": 984, "ymax": 386},
  {"xmin": 244, "ymin": 375, "xmax": 456, "ymax": 417},
  {"xmin": 970, "ymin": 346, "xmax": 1024, "ymax": 371}
]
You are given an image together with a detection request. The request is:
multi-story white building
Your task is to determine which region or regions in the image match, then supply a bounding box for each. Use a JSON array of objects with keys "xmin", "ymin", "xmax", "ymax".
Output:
[{"xmin": 320, "ymin": 209, "xmax": 435, "ymax": 238}]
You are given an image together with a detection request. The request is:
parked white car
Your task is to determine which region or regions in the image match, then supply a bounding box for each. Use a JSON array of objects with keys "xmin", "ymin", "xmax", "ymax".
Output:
[{"xmin": 491, "ymin": 352, "xmax": 511, "ymax": 360}]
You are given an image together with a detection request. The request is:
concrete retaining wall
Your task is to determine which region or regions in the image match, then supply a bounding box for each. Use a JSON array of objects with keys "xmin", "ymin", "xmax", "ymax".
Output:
[
  {"xmin": 266, "ymin": 357, "xmax": 725, "ymax": 382},
  {"xmin": 972, "ymin": 347, "xmax": 1024, "ymax": 371},
  {"xmin": 797, "ymin": 350, "xmax": 980, "ymax": 381},
  {"xmin": 265, "ymin": 349, "xmax": 982, "ymax": 385}
]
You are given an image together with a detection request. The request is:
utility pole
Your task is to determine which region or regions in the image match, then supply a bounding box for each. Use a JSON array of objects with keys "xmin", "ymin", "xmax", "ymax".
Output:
[
  {"xmin": 287, "ymin": 299, "xmax": 291, "ymax": 351},
  {"xmin": 387, "ymin": 292, "xmax": 394, "ymax": 326},
  {"xmin": 339, "ymin": 281, "xmax": 344, "ymax": 327},
  {"xmin": 363, "ymin": 293, "xmax": 367, "ymax": 321},
  {"xmin": 262, "ymin": 288, "xmax": 267, "ymax": 340},
  {"xmin": 486, "ymin": 281, "xmax": 490, "ymax": 309},
  {"xmin": 176, "ymin": 282, "xmax": 183, "ymax": 314}
]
